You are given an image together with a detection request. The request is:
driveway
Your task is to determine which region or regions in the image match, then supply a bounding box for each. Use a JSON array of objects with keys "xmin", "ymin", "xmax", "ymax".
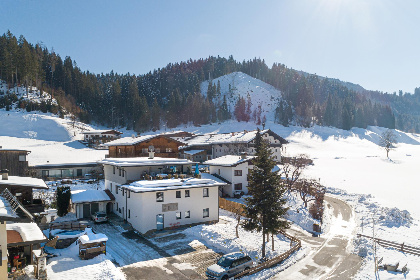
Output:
[{"xmin": 271, "ymin": 195, "xmax": 362, "ymax": 280}]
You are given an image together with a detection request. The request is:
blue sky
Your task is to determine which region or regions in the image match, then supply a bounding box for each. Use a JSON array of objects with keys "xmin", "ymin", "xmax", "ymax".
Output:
[{"xmin": 1, "ymin": 0, "xmax": 420, "ymax": 94}]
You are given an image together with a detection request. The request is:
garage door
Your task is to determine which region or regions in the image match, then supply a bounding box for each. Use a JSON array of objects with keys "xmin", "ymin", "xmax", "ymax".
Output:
[
  {"xmin": 83, "ymin": 204, "xmax": 90, "ymax": 218},
  {"xmin": 91, "ymin": 203, "xmax": 99, "ymax": 214}
]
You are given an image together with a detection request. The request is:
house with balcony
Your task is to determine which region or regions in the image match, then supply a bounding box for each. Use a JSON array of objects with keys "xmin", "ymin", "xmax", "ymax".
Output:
[
  {"xmin": 204, "ymin": 154, "xmax": 255, "ymax": 198},
  {"xmin": 0, "ymin": 170, "xmax": 48, "ymax": 214},
  {"xmin": 100, "ymin": 155, "xmax": 225, "ymax": 234},
  {"xmin": 105, "ymin": 134, "xmax": 186, "ymax": 158}
]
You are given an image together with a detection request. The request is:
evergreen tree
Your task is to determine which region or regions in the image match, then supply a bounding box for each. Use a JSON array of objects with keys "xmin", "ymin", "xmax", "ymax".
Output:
[
  {"xmin": 56, "ymin": 186, "xmax": 71, "ymax": 217},
  {"xmin": 243, "ymin": 129, "xmax": 290, "ymax": 258}
]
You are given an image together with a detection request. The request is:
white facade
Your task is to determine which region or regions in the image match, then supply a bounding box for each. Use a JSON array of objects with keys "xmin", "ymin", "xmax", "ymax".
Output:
[
  {"xmin": 101, "ymin": 157, "xmax": 222, "ymax": 234},
  {"xmin": 205, "ymin": 155, "xmax": 254, "ymax": 197}
]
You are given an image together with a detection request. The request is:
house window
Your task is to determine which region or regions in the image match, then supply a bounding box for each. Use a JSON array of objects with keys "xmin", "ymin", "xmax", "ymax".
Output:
[
  {"xmin": 110, "ymin": 183, "xmax": 113, "ymax": 192},
  {"xmin": 156, "ymin": 148, "xmax": 161, "ymax": 153},
  {"xmin": 128, "ymin": 210, "xmax": 131, "ymax": 218},
  {"xmin": 176, "ymin": 191, "xmax": 181, "ymax": 198},
  {"xmin": 116, "ymin": 202, "xmax": 118, "ymax": 210},
  {"xmin": 275, "ymin": 149, "xmax": 278, "ymax": 152},
  {"xmin": 166, "ymin": 148, "xmax": 172, "ymax": 153},
  {"xmin": 203, "ymin": 188, "xmax": 209, "ymax": 197},
  {"xmin": 116, "ymin": 186, "xmax": 119, "ymax": 194},
  {"xmin": 176, "ymin": 212, "xmax": 181, "ymax": 219},
  {"xmin": 218, "ymin": 169, "xmax": 220, "ymax": 175},
  {"xmin": 185, "ymin": 211, "xmax": 190, "ymax": 218},
  {"xmin": 142, "ymin": 148, "xmax": 148, "ymax": 153},
  {"xmin": 234, "ymin": 170, "xmax": 242, "ymax": 176},
  {"xmin": 234, "ymin": 183, "xmax": 243, "ymax": 190},
  {"xmin": 128, "ymin": 191, "xmax": 130, "ymax": 198},
  {"xmin": 156, "ymin": 192, "xmax": 164, "ymax": 202},
  {"xmin": 185, "ymin": 190, "xmax": 190, "ymax": 197},
  {"xmin": 203, "ymin": 208, "xmax": 209, "ymax": 218},
  {"xmin": 19, "ymin": 155, "xmax": 26, "ymax": 162},
  {"xmin": 119, "ymin": 169, "xmax": 121, "ymax": 176},
  {"xmin": 122, "ymin": 189, "xmax": 124, "ymax": 196},
  {"xmin": 118, "ymin": 148, "xmax": 122, "ymax": 154},
  {"xmin": 113, "ymin": 166, "xmax": 115, "ymax": 174}
]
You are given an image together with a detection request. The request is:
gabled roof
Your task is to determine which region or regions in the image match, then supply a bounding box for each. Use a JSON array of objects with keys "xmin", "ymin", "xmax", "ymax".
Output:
[
  {"xmin": 180, "ymin": 129, "xmax": 288, "ymax": 148},
  {"xmin": 104, "ymin": 133, "xmax": 186, "ymax": 147},
  {"xmin": 71, "ymin": 190, "xmax": 114, "ymax": 204},
  {"xmin": 0, "ymin": 176, "xmax": 48, "ymax": 189},
  {"xmin": 204, "ymin": 155, "xmax": 256, "ymax": 167}
]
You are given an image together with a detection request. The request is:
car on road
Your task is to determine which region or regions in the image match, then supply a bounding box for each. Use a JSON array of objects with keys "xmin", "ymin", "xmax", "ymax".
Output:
[
  {"xmin": 205, "ymin": 252, "xmax": 253, "ymax": 280},
  {"xmin": 91, "ymin": 211, "xmax": 108, "ymax": 223}
]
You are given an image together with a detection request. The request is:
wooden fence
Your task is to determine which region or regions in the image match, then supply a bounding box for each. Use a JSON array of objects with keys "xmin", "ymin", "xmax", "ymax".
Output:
[
  {"xmin": 357, "ymin": 234, "xmax": 420, "ymax": 256},
  {"xmin": 49, "ymin": 221, "xmax": 88, "ymax": 231},
  {"xmin": 218, "ymin": 197, "xmax": 303, "ymax": 278}
]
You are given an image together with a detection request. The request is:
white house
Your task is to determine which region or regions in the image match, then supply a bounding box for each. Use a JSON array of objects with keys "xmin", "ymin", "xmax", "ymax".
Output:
[
  {"xmin": 120, "ymin": 177, "xmax": 224, "ymax": 234},
  {"xmin": 204, "ymin": 154, "xmax": 255, "ymax": 198},
  {"xmin": 70, "ymin": 190, "xmax": 115, "ymax": 219}
]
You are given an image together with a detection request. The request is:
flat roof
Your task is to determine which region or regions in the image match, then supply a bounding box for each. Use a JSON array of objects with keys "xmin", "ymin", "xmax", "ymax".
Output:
[
  {"xmin": 0, "ymin": 176, "xmax": 48, "ymax": 189},
  {"xmin": 123, "ymin": 177, "xmax": 226, "ymax": 193},
  {"xmin": 204, "ymin": 155, "xmax": 256, "ymax": 167},
  {"xmin": 31, "ymin": 162, "xmax": 98, "ymax": 169},
  {"xmin": 100, "ymin": 157, "xmax": 194, "ymax": 167}
]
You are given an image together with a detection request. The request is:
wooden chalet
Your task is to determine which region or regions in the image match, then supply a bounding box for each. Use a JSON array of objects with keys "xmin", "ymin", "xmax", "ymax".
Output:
[
  {"xmin": 105, "ymin": 134, "xmax": 186, "ymax": 158},
  {"xmin": 0, "ymin": 148, "xmax": 30, "ymax": 176}
]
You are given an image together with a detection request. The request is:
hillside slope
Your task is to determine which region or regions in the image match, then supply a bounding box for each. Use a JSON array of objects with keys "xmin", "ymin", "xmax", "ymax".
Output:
[{"xmin": 200, "ymin": 72, "xmax": 282, "ymax": 122}]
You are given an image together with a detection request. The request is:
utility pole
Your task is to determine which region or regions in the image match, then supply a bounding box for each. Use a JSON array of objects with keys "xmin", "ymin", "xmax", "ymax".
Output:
[{"xmin": 373, "ymin": 214, "xmax": 377, "ymax": 277}]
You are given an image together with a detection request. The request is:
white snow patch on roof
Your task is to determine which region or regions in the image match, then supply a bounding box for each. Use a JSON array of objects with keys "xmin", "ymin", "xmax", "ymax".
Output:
[
  {"xmin": 183, "ymin": 149, "xmax": 206, "ymax": 155},
  {"xmin": 0, "ymin": 176, "xmax": 48, "ymax": 189},
  {"xmin": 79, "ymin": 228, "xmax": 108, "ymax": 244},
  {"xmin": 7, "ymin": 222, "xmax": 46, "ymax": 241},
  {"xmin": 104, "ymin": 134, "xmax": 158, "ymax": 146},
  {"xmin": 181, "ymin": 129, "xmax": 268, "ymax": 147},
  {"xmin": 71, "ymin": 190, "xmax": 112, "ymax": 204},
  {"xmin": 204, "ymin": 155, "xmax": 255, "ymax": 166},
  {"xmin": 123, "ymin": 177, "xmax": 225, "ymax": 193}
]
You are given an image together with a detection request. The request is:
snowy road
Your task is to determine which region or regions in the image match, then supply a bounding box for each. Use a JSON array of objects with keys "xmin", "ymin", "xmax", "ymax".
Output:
[{"xmin": 272, "ymin": 195, "xmax": 362, "ymax": 280}]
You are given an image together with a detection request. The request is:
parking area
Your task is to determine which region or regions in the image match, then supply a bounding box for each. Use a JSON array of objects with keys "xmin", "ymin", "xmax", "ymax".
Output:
[{"xmin": 90, "ymin": 214, "xmax": 221, "ymax": 279}]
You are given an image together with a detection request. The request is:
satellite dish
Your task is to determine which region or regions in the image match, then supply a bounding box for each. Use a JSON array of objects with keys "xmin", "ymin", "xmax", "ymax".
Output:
[{"xmin": 149, "ymin": 145, "xmax": 155, "ymax": 152}]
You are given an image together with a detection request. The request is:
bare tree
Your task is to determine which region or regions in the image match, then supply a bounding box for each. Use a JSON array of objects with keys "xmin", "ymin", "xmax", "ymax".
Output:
[
  {"xmin": 379, "ymin": 129, "xmax": 397, "ymax": 158},
  {"xmin": 295, "ymin": 179, "xmax": 326, "ymax": 208},
  {"xmin": 281, "ymin": 154, "xmax": 311, "ymax": 191}
]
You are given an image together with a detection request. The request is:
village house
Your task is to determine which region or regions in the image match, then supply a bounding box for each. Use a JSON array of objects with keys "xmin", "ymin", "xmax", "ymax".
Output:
[
  {"xmin": 100, "ymin": 155, "xmax": 225, "ymax": 234},
  {"xmin": 0, "ymin": 170, "xmax": 48, "ymax": 214},
  {"xmin": 204, "ymin": 154, "xmax": 255, "ymax": 198},
  {"xmin": 179, "ymin": 129, "xmax": 288, "ymax": 162},
  {"xmin": 30, "ymin": 162, "xmax": 101, "ymax": 180},
  {"xmin": 81, "ymin": 129, "xmax": 123, "ymax": 146},
  {"xmin": 0, "ymin": 148, "xmax": 30, "ymax": 176},
  {"xmin": 105, "ymin": 134, "xmax": 186, "ymax": 158},
  {"xmin": 70, "ymin": 189, "xmax": 115, "ymax": 219}
]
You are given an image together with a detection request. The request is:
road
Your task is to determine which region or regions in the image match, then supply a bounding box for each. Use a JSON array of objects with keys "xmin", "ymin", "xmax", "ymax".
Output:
[{"xmin": 271, "ymin": 195, "xmax": 362, "ymax": 280}]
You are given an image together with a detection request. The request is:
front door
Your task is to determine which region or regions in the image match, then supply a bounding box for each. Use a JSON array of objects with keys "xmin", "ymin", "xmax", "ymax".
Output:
[
  {"xmin": 91, "ymin": 203, "xmax": 99, "ymax": 214},
  {"xmin": 156, "ymin": 214, "xmax": 164, "ymax": 230}
]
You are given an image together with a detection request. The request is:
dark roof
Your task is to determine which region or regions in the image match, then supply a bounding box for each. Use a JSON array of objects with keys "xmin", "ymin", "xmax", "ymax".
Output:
[
  {"xmin": 30, "ymin": 162, "xmax": 99, "ymax": 169},
  {"xmin": 266, "ymin": 129, "xmax": 289, "ymax": 145}
]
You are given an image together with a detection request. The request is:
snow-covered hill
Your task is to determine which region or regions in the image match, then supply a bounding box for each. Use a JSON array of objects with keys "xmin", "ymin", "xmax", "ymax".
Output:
[
  {"xmin": 200, "ymin": 72, "xmax": 282, "ymax": 121},
  {"xmin": 0, "ymin": 80, "xmax": 58, "ymax": 106}
]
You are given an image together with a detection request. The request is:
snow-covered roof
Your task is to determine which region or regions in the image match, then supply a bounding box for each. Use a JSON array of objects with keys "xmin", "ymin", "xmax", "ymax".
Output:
[
  {"xmin": 71, "ymin": 190, "xmax": 113, "ymax": 204},
  {"xmin": 81, "ymin": 130, "xmax": 122, "ymax": 135},
  {"xmin": 100, "ymin": 157, "xmax": 194, "ymax": 167},
  {"xmin": 204, "ymin": 155, "xmax": 256, "ymax": 167},
  {"xmin": 79, "ymin": 228, "xmax": 108, "ymax": 244},
  {"xmin": 183, "ymin": 150, "xmax": 206, "ymax": 156},
  {"xmin": 0, "ymin": 176, "xmax": 48, "ymax": 189},
  {"xmin": 104, "ymin": 134, "xmax": 158, "ymax": 146},
  {"xmin": 0, "ymin": 148, "xmax": 30, "ymax": 153},
  {"xmin": 31, "ymin": 162, "xmax": 98, "ymax": 168},
  {"xmin": 0, "ymin": 196, "xmax": 16, "ymax": 218},
  {"xmin": 180, "ymin": 129, "xmax": 269, "ymax": 148},
  {"xmin": 6, "ymin": 222, "xmax": 47, "ymax": 242},
  {"xmin": 123, "ymin": 177, "xmax": 226, "ymax": 193}
]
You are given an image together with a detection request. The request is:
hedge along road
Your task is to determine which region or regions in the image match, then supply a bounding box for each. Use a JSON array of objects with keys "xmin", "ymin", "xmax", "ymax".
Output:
[{"xmin": 271, "ymin": 195, "xmax": 362, "ymax": 280}]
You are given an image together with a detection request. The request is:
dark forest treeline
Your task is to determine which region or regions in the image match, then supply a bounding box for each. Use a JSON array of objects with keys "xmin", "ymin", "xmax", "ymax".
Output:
[{"xmin": 1, "ymin": 31, "xmax": 418, "ymax": 132}]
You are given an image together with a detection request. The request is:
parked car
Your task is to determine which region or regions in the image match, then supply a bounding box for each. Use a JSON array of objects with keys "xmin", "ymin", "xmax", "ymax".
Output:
[
  {"xmin": 91, "ymin": 211, "xmax": 108, "ymax": 223},
  {"xmin": 206, "ymin": 252, "xmax": 253, "ymax": 280}
]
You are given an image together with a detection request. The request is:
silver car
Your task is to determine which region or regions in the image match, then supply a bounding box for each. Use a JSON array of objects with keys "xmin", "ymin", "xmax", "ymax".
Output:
[
  {"xmin": 206, "ymin": 252, "xmax": 253, "ymax": 280},
  {"xmin": 91, "ymin": 211, "xmax": 108, "ymax": 223}
]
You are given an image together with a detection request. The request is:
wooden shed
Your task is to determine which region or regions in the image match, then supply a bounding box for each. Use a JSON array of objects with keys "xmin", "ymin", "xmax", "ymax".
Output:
[{"xmin": 78, "ymin": 228, "xmax": 108, "ymax": 260}]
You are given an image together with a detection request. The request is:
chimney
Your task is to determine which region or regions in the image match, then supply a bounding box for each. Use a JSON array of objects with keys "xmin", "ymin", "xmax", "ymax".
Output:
[
  {"xmin": 231, "ymin": 132, "xmax": 235, "ymax": 136},
  {"xmin": 240, "ymin": 152, "xmax": 247, "ymax": 159},
  {"xmin": 1, "ymin": 169, "xmax": 8, "ymax": 180}
]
